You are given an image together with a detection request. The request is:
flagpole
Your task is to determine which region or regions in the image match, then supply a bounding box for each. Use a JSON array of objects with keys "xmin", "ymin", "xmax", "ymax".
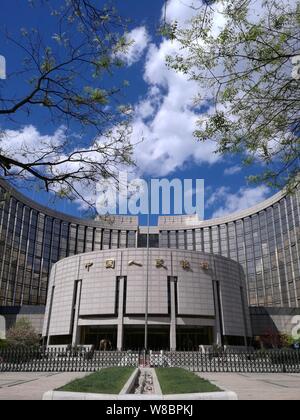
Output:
[{"xmin": 144, "ymin": 179, "xmax": 150, "ymax": 352}]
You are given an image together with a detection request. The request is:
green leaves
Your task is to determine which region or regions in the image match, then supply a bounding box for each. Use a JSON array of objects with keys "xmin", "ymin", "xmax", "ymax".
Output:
[
  {"xmin": 86, "ymin": 87, "xmax": 108, "ymax": 105},
  {"xmin": 221, "ymin": 86, "xmax": 238, "ymax": 102},
  {"xmin": 170, "ymin": 0, "xmax": 300, "ymax": 191},
  {"xmin": 244, "ymin": 25, "xmax": 264, "ymax": 42},
  {"xmin": 41, "ymin": 47, "xmax": 56, "ymax": 74},
  {"xmin": 273, "ymin": 15, "xmax": 287, "ymax": 30},
  {"xmin": 158, "ymin": 22, "xmax": 178, "ymax": 40},
  {"xmin": 93, "ymin": 55, "xmax": 112, "ymax": 77},
  {"xmin": 297, "ymin": 3, "xmax": 300, "ymax": 25}
]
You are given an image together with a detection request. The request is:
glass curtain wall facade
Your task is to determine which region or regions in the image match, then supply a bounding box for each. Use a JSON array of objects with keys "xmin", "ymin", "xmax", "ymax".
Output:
[
  {"xmin": 0, "ymin": 178, "xmax": 299, "ymax": 309},
  {"xmin": 159, "ymin": 190, "xmax": 300, "ymax": 308},
  {"xmin": 0, "ymin": 180, "xmax": 138, "ymax": 307}
]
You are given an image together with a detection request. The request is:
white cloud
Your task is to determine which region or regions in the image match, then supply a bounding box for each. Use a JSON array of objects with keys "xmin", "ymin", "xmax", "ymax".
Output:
[
  {"xmin": 163, "ymin": 0, "xmax": 202, "ymax": 26},
  {"xmin": 126, "ymin": 1, "xmax": 242, "ymax": 176},
  {"xmin": 206, "ymin": 186, "xmax": 229, "ymax": 208},
  {"xmin": 224, "ymin": 165, "xmax": 242, "ymax": 176},
  {"xmin": 164, "ymin": 0, "xmax": 227, "ymax": 35},
  {"xmin": 131, "ymin": 37, "xmax": 220, "ymax": 176},
  {"xmin": 118, "ymin": 26, "xmax": 150, "ymax": 66},
  {"xmin": 3, "ymin": 1, "xmax": 286, "ymax": 211},
  {"xmin": 0, "ymin": 125, "xmax": 66, "ymax": 163},
  {"xmin": 208, "ymin": 185, "xmax": 270, "ymax": 218},
  {"xmin": 0, "ymin": 124, "xmax": 132, "ymax": 209},
  {"xmin": 163, "ymin": 0, "xmax": 297, "ymax": 29},
  {"xmin": 140, "ymin": 0, "xmax": 298, "ymax": 177}
]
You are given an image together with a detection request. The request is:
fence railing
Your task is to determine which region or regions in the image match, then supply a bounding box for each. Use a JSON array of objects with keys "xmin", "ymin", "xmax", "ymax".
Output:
[
  {"xmin": 149, "ymin": 351, "xmax": 300, "ymax": 373},
  {"xmin": 0, "ymin": 348, "xmax": 140, "ymax": 373},
  {"xmin": 0, "ymin": 348, "xmax": 300, "ymax": 373}
]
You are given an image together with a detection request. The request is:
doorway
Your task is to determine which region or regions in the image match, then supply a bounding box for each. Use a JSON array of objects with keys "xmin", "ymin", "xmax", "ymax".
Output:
[
  {"xmin": 123, "ymin": 326, "xmax": 170, "ymax": 351},
  {"xmin": 82, "ymin": 326, "xmax": 117, "ymax": 350},
  {"xmin": 176, "ymin": 326, "xmax": 213, "ymax": 350}
]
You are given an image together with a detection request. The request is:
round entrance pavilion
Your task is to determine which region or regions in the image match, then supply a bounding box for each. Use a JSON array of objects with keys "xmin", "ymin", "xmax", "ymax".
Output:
[{"xmin": 43, "ymin": 249, "xmax": 251, "ymax": 351}]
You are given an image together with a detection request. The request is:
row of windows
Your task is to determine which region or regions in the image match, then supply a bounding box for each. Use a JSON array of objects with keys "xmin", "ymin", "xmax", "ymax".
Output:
[
  {"xmin": 0, "ymin": 186, "xmax": 137, "ymax": 306},
  {"xmin": 0, "ymin": 185, "xmax": 299, "ymax": 309},
  {"xmin": 160, "ymin": 191, "xmax": 300, "ymax": 307}
]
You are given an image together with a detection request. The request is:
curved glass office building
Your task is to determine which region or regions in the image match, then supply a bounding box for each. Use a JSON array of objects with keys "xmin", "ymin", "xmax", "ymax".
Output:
[
  {"xmin": 0, "ymin": 177, "xmax": 299, "ymax": 344},
  {"xmin": 0, "ymin": 179, "xmax": 138, "ymax": 307}
]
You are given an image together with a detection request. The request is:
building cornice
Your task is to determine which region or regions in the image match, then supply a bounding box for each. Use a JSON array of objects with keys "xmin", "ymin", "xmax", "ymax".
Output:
[
  {"xmin": 0, "ymin": 177, "xmax": 290, "ymax": 230},
  {"xmin": 158, "ymin": 190, "xmax": 287, "ymax": 229},
  {"xmin": 0, "ymin": 178, "xmax": 139, "ymax": 230}
]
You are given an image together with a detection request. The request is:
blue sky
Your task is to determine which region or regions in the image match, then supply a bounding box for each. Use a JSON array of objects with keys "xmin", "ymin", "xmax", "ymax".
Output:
[{"xmin": 0, "ymin": 0, "xmax": 278, "ymax": 225}]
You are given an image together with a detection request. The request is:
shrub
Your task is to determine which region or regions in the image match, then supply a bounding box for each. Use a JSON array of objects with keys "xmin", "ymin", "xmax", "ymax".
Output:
[
  {"xmin": 6, "ymin": 318, "xmax": 40, "ymax": 348},
  {"xmin": 259, "ymin": 330, "xmax": 295, "ymax": 349}
]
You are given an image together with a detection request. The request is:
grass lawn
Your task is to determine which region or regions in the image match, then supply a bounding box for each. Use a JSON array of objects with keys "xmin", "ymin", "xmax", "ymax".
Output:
[
  {"xmin": 57, "ymin": 367, "xmax": 134, "ymax": 395},
  {"xmin": 156, "ymin": 368, "xmax": 221, "ymax": 395}
]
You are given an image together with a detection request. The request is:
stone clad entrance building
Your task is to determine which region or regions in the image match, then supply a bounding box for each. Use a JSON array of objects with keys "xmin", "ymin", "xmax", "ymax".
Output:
[{"xmin": 43, "ymin": 249, "xmax": 251, "ymax": 350}]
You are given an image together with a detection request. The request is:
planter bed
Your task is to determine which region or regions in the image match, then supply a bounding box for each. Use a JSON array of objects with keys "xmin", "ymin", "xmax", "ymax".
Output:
[{"xmin": 43, "ymin": 367, "xmax": 237, "ymax": 400}]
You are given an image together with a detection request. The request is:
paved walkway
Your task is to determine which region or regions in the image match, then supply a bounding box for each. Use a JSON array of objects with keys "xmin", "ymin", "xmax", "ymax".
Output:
[
  {"xmin": 0, "ymin": 372, "xmax": 87, "ymax": 400},
  {"xmin": 1, "ymin": 371, "xmax": 300, "ymax": 400},
  {"xmin": 199, "ymin": 373, "xmax": 300, "ymax": 400}
]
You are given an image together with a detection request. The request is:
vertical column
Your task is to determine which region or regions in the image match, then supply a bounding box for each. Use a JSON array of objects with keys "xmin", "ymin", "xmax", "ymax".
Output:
[
  {"xmin": 249, "ymin": 217, "xmax": 260, "ymax": 306},
  {"xmin": 46, "ymin": 284, "xmax": 56, "ymax": 347},
  {"xmin": 72, "ymin": 280, "xmax": 82, "ymax": 347},
  {"xmin": 284, "ymin": 198, "xmax": 298, "ymax": 306},
  {"xmin": 277, "ymin": 203, "xmax": 291, "ymax": 306},
  {"xmin": 257, "ymin": 214, "xmax": 267, "ymax": 306},
  {"xmin": 291, "ymin": 193, "xmax": 300, "ymax": 307},
  {"xmin": 240, "ymin": 285, "xmax": 249, "ymax": 347},
  {"xmin": 212, "ymin": 281, "xmax": 222, "ymax": 346},
  {"xmin": 170, "ymin": 277, "xmax": 177, "ymax": 351},
  {"xmin": 270, "ymin": 206, "xmax": 283, "ymax": 306},
  {"xmin": 263, "ymin": 210, "xmax": 275, "ymax": 304},
  {"xmin": 9, "ymin": 202, "xmax": 20, "ymax": 303},
  {"xmin": 13, "ymin": 206, "xmax": 25, "ymax": 306},
  {"xmin": 0, "ymin": 198, "xmax": 13, "ymax": 300},
  {"xmin": 212, "ymin": 256, "xmax": 223, "ymax": 346},
  {"xmin": 117, "ymin": 276, "xmax": 125, "ymax": 351}
]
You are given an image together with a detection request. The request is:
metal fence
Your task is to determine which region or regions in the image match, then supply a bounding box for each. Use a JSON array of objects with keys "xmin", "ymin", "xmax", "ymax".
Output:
[
  {"xmin": 1, "ymin": 348, "xmax": 300, "ymax": 373},
  {"xmin": 0, "ymin": 348, "xmax": 140, "ymax": 373},
  {"xmin": 150, "ymin": 351, "xmax": 300, "ymax": 373}
]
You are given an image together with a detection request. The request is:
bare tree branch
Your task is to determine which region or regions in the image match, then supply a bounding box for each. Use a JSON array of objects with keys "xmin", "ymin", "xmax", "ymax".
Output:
[{"xmin": 0, "ymin": 0, "xmax": 135, "ymax": 206}]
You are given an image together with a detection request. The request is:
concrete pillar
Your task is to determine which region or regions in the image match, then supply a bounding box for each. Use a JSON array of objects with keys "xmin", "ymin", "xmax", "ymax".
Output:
[
  {"xmin": 170, "ymin": 277, "xmax": 177, "ymax": 351},
  {"xmin": 72, "ymin": 281, "xmax": 82, "ymax": 347},
  {"xmin": 46, "ymin": 286, "xmax": 55, "ymax": 347},
  {"xmin": 117, "ymin": 277, "xmax": 125, "ymax": 351},
  {"xmin": 213, "ymin": 281, "xmax": 223, "ymax": 347}
]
